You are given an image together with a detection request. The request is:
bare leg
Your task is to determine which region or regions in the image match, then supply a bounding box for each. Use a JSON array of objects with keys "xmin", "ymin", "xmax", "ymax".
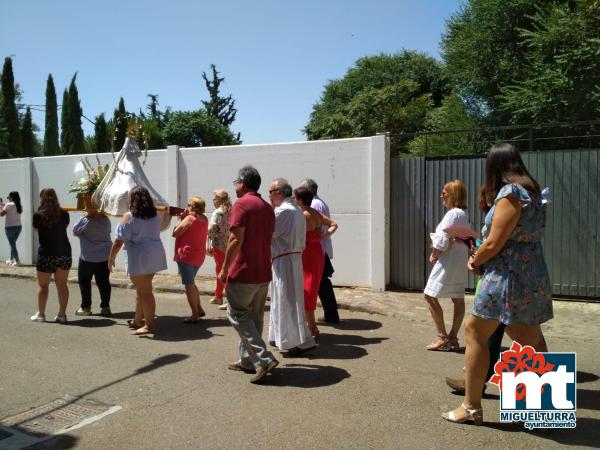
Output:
[
  {"xmin": 448, "ymin": 298, "xmax": 465, "ymax": 349},
  {"xmin": 129, "ymin": 278, "xmax": 144, "ymax": 326},
  {"xmin": 184, "ymin": 284, "xmax": 204, "ymax": 319},
  {"xmin": 305, "ymin": 309, "xmax": 319, "ymax": 336},
  {"xmin": 36, "ymin": 271, "xmax": 51, "ymax": 314},
  {"xmin": 505, "ymin": 323, "xmax": 546, "ymax": 351},
  {"xmin": 131, "ymin": 274, "xmax": 156, "ymax": 333},
  {"xmin": 424, "ymin": 294, "xmax": 447, "ymax": 348},
  {"xmin": 196, "ymin": 286, "xmax": 204, "ymax": 315},
  {"xmin": 134, "ymin": 294, "xmax": 144, "ymax": 324},
  {"xmin": 54, "ymin": 268, "xmax": 70, "ymax": 315},
  {"xmin": 446, "ymin": 314, "xmax": 499, "ymax": 421}
]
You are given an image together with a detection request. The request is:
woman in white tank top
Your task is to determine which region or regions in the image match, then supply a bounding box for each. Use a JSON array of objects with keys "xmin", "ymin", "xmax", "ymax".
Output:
[{"xmin": 0, "ymin": 191, "xmax": 23, "ymax": 266}]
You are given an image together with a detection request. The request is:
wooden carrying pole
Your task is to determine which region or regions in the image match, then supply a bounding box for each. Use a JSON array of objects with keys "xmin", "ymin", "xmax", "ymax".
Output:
[{"xmin": 62, "ymin": 205, "xmax": 170, "ymax": 213}]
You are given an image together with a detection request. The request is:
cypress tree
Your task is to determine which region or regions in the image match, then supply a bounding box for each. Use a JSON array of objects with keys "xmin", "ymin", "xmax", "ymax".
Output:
[
  {"xmin": 60, "ymin": 88, "xmax": 69, "ymax": 152},
  {"xmin": 67, "ymin": 73, "xmax": 85, "ymax": 154},
  {"xmin": 21, "ymin": 107, "xmax": 35, "ymax": 157},
  {"xmin": 0, "ymin": 90, "xmax": 9, "ymax": 159},
  {"xmin": 202, "ymin": 64, "xmax": 237, "ymax": 127},
  {"xmin": 1, "ymin": 57, "xmax": 22, "ymax": 157},
  {"xmin": 112, "ymin": 97, "xmax": 127, "ymax": 151},
  {"xmin": 43, "ymin": 74, "xmax": 60, "ymax": 155},
  {"xmin": 94, "ymin": 113, "xmax": 110, "ymax": 153}
]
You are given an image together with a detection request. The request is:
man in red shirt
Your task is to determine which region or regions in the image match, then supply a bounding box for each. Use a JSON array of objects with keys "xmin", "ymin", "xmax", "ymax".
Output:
[{"xmin": 219, "ymin": 165, "xmax": 278, "ymax": 383}]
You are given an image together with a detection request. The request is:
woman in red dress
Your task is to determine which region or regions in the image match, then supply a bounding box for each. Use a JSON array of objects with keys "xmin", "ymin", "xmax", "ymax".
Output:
[{"xmin": 294, "ymin": 186, "xmax": 338, "ymax": 338}]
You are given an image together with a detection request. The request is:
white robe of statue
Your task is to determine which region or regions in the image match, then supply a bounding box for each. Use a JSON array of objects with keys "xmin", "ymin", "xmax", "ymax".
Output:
[{"xmin": 92, "ymin": 137, "xmax": 170, "ymax": 230}]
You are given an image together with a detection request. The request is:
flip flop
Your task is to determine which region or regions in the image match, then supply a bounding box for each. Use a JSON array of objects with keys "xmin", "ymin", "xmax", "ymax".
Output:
[
  {"xmin": 426, "ymin": 336, "xmax": 451, "ymax": 351},
  {"xmin": 131, "ymin": 327, "xmax": 155, "ymax": 335},
  {"xmin": 183, "ymin": 317, "xmax": 201, "ymax": 324},
  {"xmin": 127, "ymin": 319, "xmax": 144, "ymax": 329}
]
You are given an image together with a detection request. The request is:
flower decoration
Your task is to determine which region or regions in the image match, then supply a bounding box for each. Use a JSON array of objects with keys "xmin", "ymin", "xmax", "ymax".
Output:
[{"xmin": 69, "ymin": 156, "xmax": 110, "ymax": 196}]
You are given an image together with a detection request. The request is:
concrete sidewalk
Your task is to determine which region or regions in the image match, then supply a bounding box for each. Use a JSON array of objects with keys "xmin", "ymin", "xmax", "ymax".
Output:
[
  {"xmin": 5, "ymin": 263, "xmax": 600, "ymax": 350},
  {"xmin": 0, "ymin": 264, "xmax": 429, "ymax": 318}
]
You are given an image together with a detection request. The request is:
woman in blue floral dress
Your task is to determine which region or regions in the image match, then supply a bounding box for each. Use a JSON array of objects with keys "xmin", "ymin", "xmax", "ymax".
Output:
[{"xmin": 443, "ymin": 143, "xmax": 552, "ymax": 426}]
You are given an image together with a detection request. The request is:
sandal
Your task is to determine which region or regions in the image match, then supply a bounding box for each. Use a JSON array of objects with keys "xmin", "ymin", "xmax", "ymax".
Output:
[
  {"xmin": 442, "ymin": 403, "xmax": 483, "ymax": 425},
  {"xmin": 127, "ymin": 319, "xmax": 144, "ymax": 329},
  {"xmin": 447, "ymin": 336, "xmax": 460, "ymax": 352},
  {"xmin": 311, "ymin": 327, "xmax": 320, "ymax": 342},
  {"xmin": 131, "ymin": 326, "xmax": 155, "ymax": 336},
  {"xmin": 183, "ymin": 316, "xmax": 201, "ymax": 323},
  {"xmin": 426, "ymin": 334, "xmax": 450, "ymax": 351}
]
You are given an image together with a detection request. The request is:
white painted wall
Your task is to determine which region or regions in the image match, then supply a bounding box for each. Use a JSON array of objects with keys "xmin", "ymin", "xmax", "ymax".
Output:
[{"xmin": 0, "ymin": 137, "xmax": 389, "ymax": 289}]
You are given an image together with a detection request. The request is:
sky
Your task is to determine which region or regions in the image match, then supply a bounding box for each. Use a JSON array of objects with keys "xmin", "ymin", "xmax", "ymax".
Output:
[{"xmin": 0, "ymin": 0, "xmax": 462, "ymax": 145}]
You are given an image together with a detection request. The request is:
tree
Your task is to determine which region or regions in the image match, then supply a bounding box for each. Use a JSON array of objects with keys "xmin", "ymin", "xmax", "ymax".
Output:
[
  {"xmin": 60, "ymin": 88, "xmax": 69, "ymax": 152},
  {"xmin": 407, "ymin": 91, "xmax": 478, "ymax": 156},
  {"xmin": 442, "ymin": 0, "xmax": 549, "ymax": 125},
  {"xmin": 60, "ymin": 74, "xmax": 86, "ymax": 154},
  {"xmin": 143, "ymin": 94, "xmax": 166, "ymax": 128},
  {"xmin": 67, "ymin": 74, "xmax": 85, "ymax": 153},
  {"xmin": 0, "ymin": 90, "xmax": 8, "ymax": 158},
  {"xmin": 21, "ymin": 107, "xmax": 35, "ymax": 157},
  {"xmin": 499, "ymin": 0, "xmax": 600, "ymax": 124},
  {"xmin": 94, "ymin": 113, "xmax": 110, "ymax": 153},
  {"xmin": 304, "ymin": 52, "xmax": 451, "ymax": 140},
  {"xmin": 112, "ymin": 97, "xmax": 127, "ymax": 151},
  {"xmin": 202, "ymin": 64, "xmax": 238, "ymax": 128},
  {"xmin": 43, "ymin": 74, "xmax": 60, "ymax": 156},
  {"xmin": 139, "ymin": 118, "xmax": 164, "ymax": 149},
  {"xmin": 162, "ymin": 110, "xmax": 239, "ymax": 148},
  {"xmin": 1, "ymin": 57, "xmax": 22, "ymax": 158}
]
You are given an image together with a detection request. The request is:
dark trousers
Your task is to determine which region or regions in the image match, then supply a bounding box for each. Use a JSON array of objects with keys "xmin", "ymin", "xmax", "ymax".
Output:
[
  {"xmin": 318, "ymin": 255, "xmax": 340, "ymax": 323},
  {"xmin": 487, "ymin": 323, "xmax": 505, "ymax": 380},
  {"xmin": 78, "ymin": 258, "xmax": 111, "ymax": 308}
]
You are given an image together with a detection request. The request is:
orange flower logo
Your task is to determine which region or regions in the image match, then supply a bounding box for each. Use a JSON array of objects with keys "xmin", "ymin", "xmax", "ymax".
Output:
[{"xmin": 489, "ymin": 341, "xmax": 555, "ymax": 401}]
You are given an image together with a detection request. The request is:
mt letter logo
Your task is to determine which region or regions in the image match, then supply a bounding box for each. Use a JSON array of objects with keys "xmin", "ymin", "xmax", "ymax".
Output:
[{"xmin": 489, "ymin": 341, "xmax": 576, "ymax": 429}]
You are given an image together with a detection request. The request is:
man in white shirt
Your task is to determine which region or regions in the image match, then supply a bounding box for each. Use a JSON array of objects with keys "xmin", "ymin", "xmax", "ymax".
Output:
[{"xmin": 299, "ymin": 179, "xmax": 340, "ymax": 323}]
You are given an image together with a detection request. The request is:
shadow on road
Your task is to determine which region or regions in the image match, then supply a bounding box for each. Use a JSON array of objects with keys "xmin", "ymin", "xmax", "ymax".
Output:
[
  {"xmin": 577, "ymin": 371, "xmax": 599, "ymax": 383},
  {"xmin": 322, "ymin": 318, "xmax": 382, "ymax": 331},
  {"xmin": 266, "ymin": 363, "xmax": 350, "ymax": 388},
  {"xmin": 318, "ymin": 333, "xmax": 388, "ymax": 347},
  {"xmin": 65, "ymin": 318, "xmax": 115, "ymax": 328},
  {"xmin": 2, "ymin": 354, "xmax": 188, "ymax": 450},
  {"xmin": 149, "ymin": 316, "xmax": 232, "ymax": 342},
  {"xmin": 577, "ymin": 389, "xmax": 600, "ymax": 411},
  {"xmin": 288, "ymin": 332, "xmax": 388, "ymax": 360},
  {"xmin": 103, "ymin": 311, "xmax": 134, "ymax": 320},
  {"xmin": 5, "ymin": 428, "xmax": 79, "ymax": 449}
]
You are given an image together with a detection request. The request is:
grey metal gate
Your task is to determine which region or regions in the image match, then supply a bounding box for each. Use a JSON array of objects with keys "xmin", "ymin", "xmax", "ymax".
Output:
[{"xmin": 390, "ymin": 150, "xmax": 600, "ymax": 298}]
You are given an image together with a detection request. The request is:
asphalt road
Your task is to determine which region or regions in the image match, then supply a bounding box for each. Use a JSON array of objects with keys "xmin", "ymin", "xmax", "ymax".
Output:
[{"xmin": 0, "ymin": 277, "xmax": 599, "ymax": 449}]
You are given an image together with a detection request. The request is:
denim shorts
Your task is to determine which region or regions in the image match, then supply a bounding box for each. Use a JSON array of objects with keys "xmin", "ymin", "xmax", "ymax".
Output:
[{"xmin": 177, "ymin": 262, "xmax": 199, "ymax": 285}]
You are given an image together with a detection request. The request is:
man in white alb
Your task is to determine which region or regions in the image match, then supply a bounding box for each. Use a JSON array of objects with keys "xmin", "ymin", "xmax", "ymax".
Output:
[{"xmin": 268, "ymin": 178, "xmax": 317, "ymax": 355}]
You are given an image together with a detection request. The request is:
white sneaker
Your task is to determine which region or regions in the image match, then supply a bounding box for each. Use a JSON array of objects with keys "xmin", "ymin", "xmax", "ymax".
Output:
[
  {"xmin": 12, "ymin": 261, "xmax": 21, "ymax": 267},
  {"xmin": 31, "ymin": 312, "xmax": 46, "ymax": 322},
  {"xmin": 55, "ymin": 314, "xmax": 68, "ymax": 324},
  {"xmin": 6, "ymin": 259, "xmax": 13, "ymax": 266},
  {"xmin": 218, "ymin": 302, "xmax": 228, "ymax": 310},
  {"xmin": 75, "ymin": 307, "xmax": 92, "ymax": 316}
]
